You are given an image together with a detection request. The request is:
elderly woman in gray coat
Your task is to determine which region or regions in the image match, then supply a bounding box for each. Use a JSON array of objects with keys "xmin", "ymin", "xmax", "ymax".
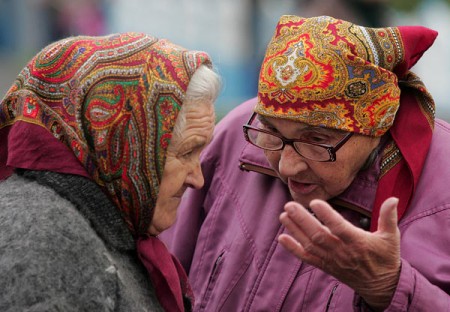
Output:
[{"xmin": 0, "ymin": 32, "xmax": 220, "ymax": 312}]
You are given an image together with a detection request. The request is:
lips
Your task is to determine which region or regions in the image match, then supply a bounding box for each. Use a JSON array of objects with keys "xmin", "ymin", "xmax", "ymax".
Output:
[{"xmin": 288, "ymin": 179, "xmax": 318, "ymax": 195}]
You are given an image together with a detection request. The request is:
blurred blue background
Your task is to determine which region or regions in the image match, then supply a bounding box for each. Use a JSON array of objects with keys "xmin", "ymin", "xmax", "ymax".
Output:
[{"xmin": 1, "ymin": 0, "xmax": 449, "ymax": 120}]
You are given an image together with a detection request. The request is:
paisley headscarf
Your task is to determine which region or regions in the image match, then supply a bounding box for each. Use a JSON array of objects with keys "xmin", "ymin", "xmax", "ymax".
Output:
[
  {"xmin": 256, "ymin": 15, "xmax": 438, "ymax": 230},
  {"xmin": 0, "ymin": 32, "xmax": 212, "ymax": 311}
]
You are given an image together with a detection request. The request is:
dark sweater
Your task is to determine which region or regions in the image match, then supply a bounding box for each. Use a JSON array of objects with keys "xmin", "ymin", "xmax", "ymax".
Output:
[{"xmin": 0, "ymin": 171, "xmax": 164, "ymax": 312}]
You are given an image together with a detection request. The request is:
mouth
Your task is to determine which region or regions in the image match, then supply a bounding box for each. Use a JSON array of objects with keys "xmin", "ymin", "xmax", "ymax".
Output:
[{"xmin": 288, "ymin": 179, "xmax": 318, "ymax": 195}]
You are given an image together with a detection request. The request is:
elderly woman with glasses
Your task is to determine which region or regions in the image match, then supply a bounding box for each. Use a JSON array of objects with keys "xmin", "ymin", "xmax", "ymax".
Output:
[{"xmin": 161, "ymin": 15, "xmax": 450, "ymax": 311}]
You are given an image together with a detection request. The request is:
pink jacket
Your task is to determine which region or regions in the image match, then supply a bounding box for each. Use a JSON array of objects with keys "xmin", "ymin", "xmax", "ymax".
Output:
[{"xmin": 162, "ymin": 97, "xmax": 450, "ymax": 311}]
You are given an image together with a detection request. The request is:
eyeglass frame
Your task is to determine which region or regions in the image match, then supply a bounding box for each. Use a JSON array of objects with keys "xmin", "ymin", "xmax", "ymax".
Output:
[{"xmin": 242, "ymin": 112, "xmax": 354, "ymax": 162}]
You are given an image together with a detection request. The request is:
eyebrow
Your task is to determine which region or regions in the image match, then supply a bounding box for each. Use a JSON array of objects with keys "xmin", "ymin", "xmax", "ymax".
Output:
[{"xmin": 257, "ymin": 115, "xmax": 272, "ymax": 126}]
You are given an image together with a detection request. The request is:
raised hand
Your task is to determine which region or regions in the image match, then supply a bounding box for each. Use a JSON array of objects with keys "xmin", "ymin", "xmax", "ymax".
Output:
[{"xmin": 278, "ymin": 197, "xmax": 401, "ymax": 311}]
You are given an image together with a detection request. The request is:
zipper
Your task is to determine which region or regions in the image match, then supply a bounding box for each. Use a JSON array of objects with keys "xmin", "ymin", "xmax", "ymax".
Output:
[
  {"xmin": 325, "ymin": 283, "xmax": 339, "ymax": 311},
  {"xmin": 198, "ymin": 250, "xmax": 226, "ymax": 311}
]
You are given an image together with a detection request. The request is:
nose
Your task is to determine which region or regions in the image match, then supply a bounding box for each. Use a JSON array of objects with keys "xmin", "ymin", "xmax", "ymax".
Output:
[
  {"xmin": 278, "ymin": 144, "xmax": 308, "ymax": 177},
  {"xmin": 186, "ymin": 162, "xmax": 205, "ymax": 189}
]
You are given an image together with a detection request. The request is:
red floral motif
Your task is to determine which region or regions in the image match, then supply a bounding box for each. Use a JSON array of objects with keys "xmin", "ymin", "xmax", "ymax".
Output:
[{"xmin": 257, "ymin": 15, "xmax": 402, "ymax": 137}]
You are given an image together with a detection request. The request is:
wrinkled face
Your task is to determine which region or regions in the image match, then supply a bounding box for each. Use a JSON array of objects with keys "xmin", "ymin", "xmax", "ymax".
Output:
[
  {"xmin": 260, "ymin": 115, "xmax": 380, "ymax": 208},
  {"xmin": 149, "ymin": 101, "xmax": 215, "ymax": 235}
]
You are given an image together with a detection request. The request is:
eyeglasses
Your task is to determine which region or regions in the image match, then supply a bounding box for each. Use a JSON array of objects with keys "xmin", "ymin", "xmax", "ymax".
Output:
[{"xmin": 243, "ymin": 112, "xmax": 353, "ymax": 162}]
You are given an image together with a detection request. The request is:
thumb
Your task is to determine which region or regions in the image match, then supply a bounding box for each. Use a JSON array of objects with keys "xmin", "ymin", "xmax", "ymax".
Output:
[{"xmin": 377, "ymin": 197, "xmax": 399, "ymax": 234}]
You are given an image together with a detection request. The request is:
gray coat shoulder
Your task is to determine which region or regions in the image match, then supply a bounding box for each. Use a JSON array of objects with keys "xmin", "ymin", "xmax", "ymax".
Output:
[{"xmin": 0, "ymin": 174, "xmax": 161, "ymax": 312}]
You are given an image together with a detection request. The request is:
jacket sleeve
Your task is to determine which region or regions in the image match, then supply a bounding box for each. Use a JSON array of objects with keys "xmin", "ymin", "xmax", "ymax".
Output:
[
  {"xmin": 354, "ymin": 203, "xmax": 450, "ymax": 311},
  {"xmin": 354, "ymin": 259, "xmax": 450, "ymax": 311},
  {"xmin": 388, "ymin": 259, "xmax": 450, "ymax": 311}
]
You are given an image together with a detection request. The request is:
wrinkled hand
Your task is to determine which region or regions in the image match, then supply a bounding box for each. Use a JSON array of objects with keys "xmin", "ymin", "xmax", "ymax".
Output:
[{"xmin": 278, "ymin": 197, "xmax": 401, "ymax": 311}]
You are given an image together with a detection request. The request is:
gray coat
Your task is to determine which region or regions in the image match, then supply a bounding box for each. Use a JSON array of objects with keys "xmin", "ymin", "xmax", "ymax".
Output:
[{"xmin": 0, "ymin": 171, "xmax": 164, "ymax": 312}]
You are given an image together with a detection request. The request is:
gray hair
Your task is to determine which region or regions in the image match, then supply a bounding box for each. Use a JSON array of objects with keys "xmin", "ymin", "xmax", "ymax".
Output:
[
  {"xmin": 172, "ymin": 65, "xmax": 221, "ymax": 137},
  {"xmin": 361, "ymin": 144, "xmax": 381, "ymax": 171}
]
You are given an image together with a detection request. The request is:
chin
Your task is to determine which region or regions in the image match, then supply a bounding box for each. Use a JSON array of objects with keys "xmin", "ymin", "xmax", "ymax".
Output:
[
  {"xmin": 291, "ymin": 192, "xmax": 316, "ymax": 209},
  {"xmin": 151, "ymin": 215, "xmax": 178, "ymax": 235}
]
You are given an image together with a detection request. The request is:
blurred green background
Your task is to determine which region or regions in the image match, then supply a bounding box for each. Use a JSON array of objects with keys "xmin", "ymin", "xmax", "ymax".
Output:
[{"xmin": 1, "ymin": 0, "xmax": 449, "ymax": 120}]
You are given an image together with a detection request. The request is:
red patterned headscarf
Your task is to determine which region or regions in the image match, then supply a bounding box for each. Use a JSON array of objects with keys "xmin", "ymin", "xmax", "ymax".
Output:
[
  {"xmin": 1, "ymin": 32, "xmax": 211, "ymax": 236},
  {"xmin": 257, "ymin": 15, "xmax": 437, "ymax": 230},
  {"xmin": 0, "ymin": 32, "xmax": 212, "ymax": 311}
]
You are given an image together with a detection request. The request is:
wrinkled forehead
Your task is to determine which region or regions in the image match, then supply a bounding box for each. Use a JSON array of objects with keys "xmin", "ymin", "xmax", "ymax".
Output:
[{"xmin": 256, "ymin": 113, "xmax": 347, "ymax": 136}]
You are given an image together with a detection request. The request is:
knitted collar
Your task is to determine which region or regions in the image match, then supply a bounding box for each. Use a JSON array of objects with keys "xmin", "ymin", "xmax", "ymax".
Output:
[
  {"xmin": 19, "ymin": 169, "xmax": 194, "ymax": 311},
  {"xmin": 19, "ymin": 169, "xmax": 135, "ymax": 251}
]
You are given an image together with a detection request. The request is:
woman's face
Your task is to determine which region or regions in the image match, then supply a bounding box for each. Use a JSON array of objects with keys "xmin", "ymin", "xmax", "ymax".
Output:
[
  {"xmin": 261, "ymin": 116, "xmax": 380, "ymax": 208},
  {"xmin": 149, "ymin": 101, "xmax": 215, "ymax": 235}
]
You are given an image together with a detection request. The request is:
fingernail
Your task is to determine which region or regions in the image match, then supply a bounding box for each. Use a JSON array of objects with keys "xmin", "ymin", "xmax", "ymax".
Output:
[{"xmin": 285, "ymin": 203, "xmax": 295, "ymax": 215}]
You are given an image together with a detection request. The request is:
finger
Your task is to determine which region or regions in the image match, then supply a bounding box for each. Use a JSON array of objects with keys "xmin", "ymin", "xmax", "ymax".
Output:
[
  {"xmin": 278, "ymin": 233, "xmax": 305, "ymax": 259},
  {"xmin": 279, "ymin": 211, "xmax": 308, "ymax": 243},
  {"xmin": 280, "ymin": 209, "xmax": 325, "ymax": 253},
  {"xmin": 282, "ymin": 201, "xmax": 337, "ymax": 252},
  {"xmin": 278, "ymin": 233, "xmax": 322, "ymax": 265},
  {"xmin": 282, "ymin": 201, "xmax": 323, "ymax": 235},
  {"xmin": 377, "ymin": 197, "xmax": 399, "ymax": 234},
  {"xmin": 309, "ymin": 199, "xmax": 352, "ymax": 237}
]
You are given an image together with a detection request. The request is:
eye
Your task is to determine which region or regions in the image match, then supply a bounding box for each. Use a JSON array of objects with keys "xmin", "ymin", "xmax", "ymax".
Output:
[
  {"xmin": 181, "ymin": 150, "xmax": 194, "ymax": 159},
  {"xmin": 300, "ymin": 131, "xmax": 333, "ymax": 144},
  {"xmin": 180, "ymin": 145, "xmax": 204, "ymax": 161},
  {"xmin": 309, "ymin": 135, "xmax": 328, "ymax": 143},
  {"xmin": 259, "ymin": 122, "xmax": 278, "ymax": 133}
]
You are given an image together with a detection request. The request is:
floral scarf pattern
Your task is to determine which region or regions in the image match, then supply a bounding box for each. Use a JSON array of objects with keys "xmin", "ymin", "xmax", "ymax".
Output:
[
  {"xmin": 0, "ymin": 32, "xmax": 212, "ymax": 311},
  {"xmin": 1, "ymin": 32, "xmax": 211, "ymax": 236}
]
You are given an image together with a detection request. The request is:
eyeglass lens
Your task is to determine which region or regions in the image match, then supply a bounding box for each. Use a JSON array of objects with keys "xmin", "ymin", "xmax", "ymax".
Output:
[{"xmin": 246, "ymin": 128, "xmax": 332, "ymax": 161}]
